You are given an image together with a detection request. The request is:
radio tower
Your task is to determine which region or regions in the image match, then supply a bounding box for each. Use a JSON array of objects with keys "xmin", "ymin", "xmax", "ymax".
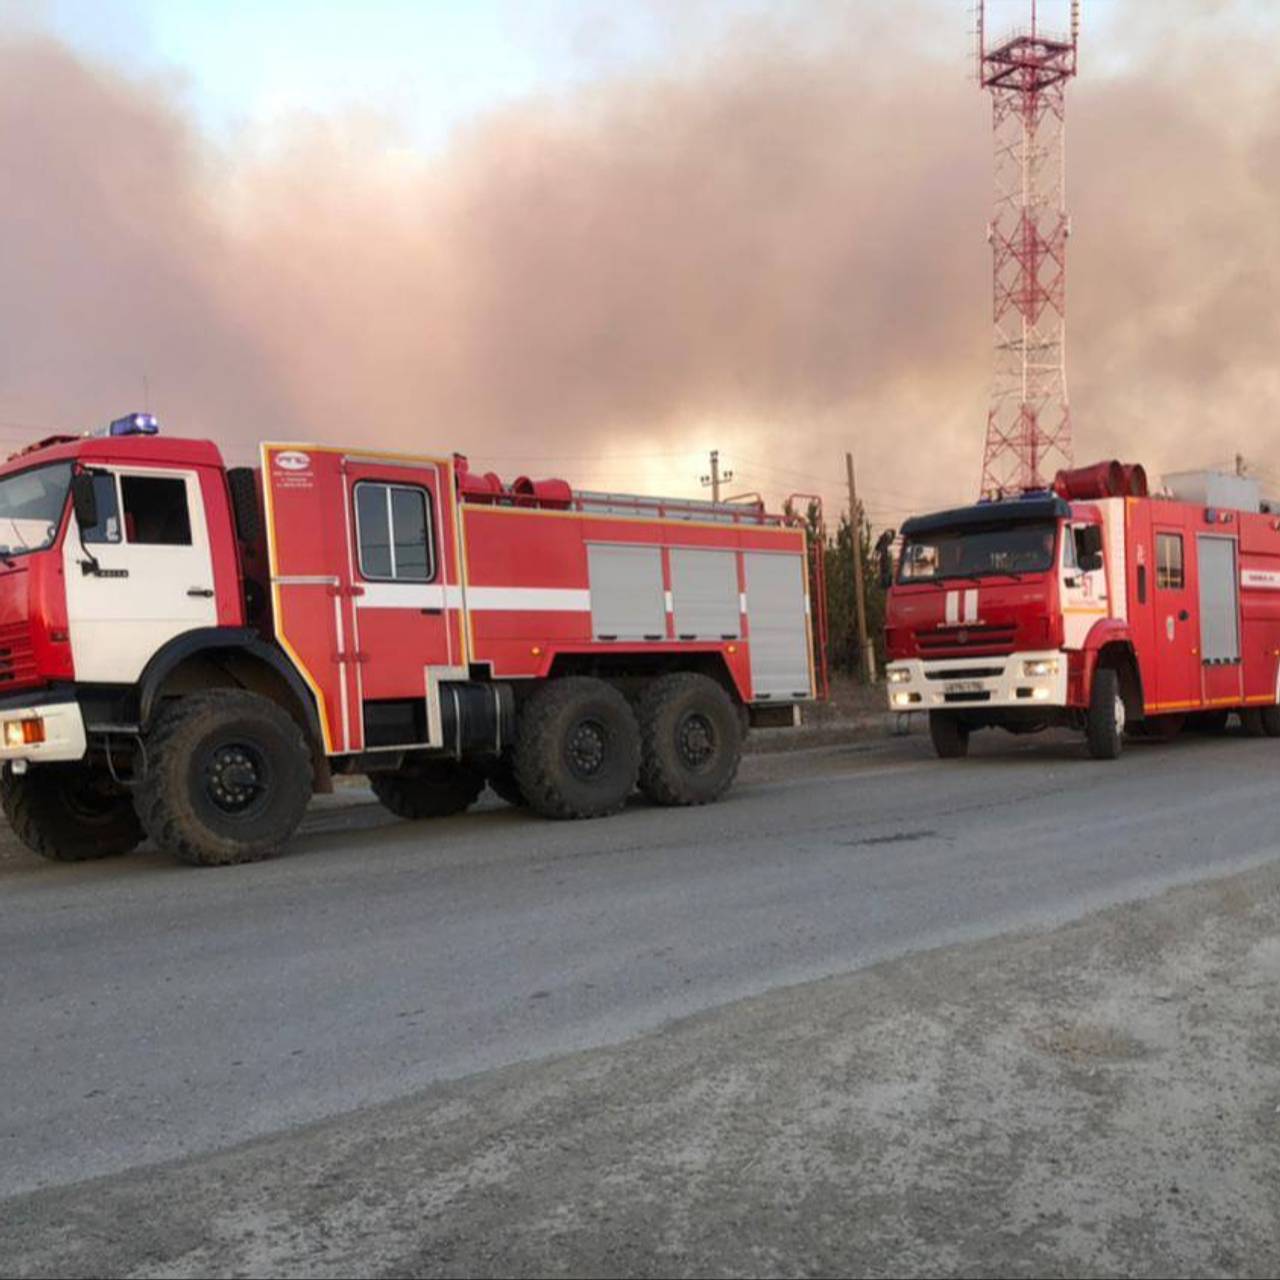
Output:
[{"xmin": 977, "ymin": 0, "xmax": 1080, "ymax": 497}]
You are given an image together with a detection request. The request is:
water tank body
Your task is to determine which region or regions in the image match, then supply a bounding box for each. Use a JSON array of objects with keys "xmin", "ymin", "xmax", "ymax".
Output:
[{"xmin": 1163, "ymin": 470, "xmax": 1261, "ymax": 513}]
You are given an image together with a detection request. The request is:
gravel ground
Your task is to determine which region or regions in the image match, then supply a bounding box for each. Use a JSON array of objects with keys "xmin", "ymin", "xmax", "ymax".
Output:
[{"xmin": 3, "ymin": 855, "xmax": 1277, "ymax": 1279}]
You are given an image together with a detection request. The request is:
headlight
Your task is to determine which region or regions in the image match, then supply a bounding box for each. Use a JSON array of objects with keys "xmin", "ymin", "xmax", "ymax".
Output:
[
  {"xmin": 887, "ymin": 668, "xmax": 911, "ymax": 684},
  {"xmin": 891, "ymin": 691, "xmax": 922, "ymax": 707},
  {"xmin": 1022, "ymin": 659, "xmax": 1059, "ymax": 677}
]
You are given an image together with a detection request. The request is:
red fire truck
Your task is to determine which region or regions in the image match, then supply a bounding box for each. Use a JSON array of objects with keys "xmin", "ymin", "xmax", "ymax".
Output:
[
  {"xmin": 0, "ymin": 415, "xmax": 820, "ymax": 866},
  {"xmin": 882, "ymin": 460, "xmax": 1280, "ymax": 759}
]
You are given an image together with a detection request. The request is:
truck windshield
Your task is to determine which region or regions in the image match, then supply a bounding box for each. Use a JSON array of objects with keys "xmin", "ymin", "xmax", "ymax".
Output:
[
  {"xmin": 899, "ymin": 519, "xmax": 1057, "ymax": 583},
  {"xmin": 0, "ymin": 462, "xmax": 73, "ymax": 558}
]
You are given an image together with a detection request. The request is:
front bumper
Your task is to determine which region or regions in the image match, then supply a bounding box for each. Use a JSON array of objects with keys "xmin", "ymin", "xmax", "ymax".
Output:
[
  {"xmin": 0, "ymin": 698, "xmax": 88, "ymax": 764},
  {"xmin": 885, "ymin": 651, "xmax": 1069, "ymax": 713}
]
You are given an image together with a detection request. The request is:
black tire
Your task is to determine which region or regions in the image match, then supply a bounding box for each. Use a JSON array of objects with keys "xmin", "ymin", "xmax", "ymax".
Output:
[
  {"xmin": 1086, "ymin": 667, "xmax": 1125, "ymax": 760},
  {"xmin": 929, "ymin": 712, "xmax": 970, "ymax": 759},
  {"xmin": 485, "ymin": 752, "xmax": 525, "ymax": 807},
  {"xmin": 1261, "ymin": 706, "xmax": 1280, "ymax": 738},
  {"xmin": 637, "ymin": 673, "xmax": 743, "ymax": 806},
  {"xmin": 371, "ymin": 758, "xmax": 484, "ymax": 819},
  {"xmin": 0, "ymin": 763, "xmax": 142, "ymax": 862},
  {"xmin": 135, "ymin": 691, "xmax": 312, "ymax": 867},
  {"xmin": 514, "ymin": 677, "xmax": 640, "ymax": 820},
  {"xmin": 1132, "ymin": 713, "xmax": 1184, "ymax": 740},
  {"xmin": 1240, "ymin": 708, "xmax": 1267, "ymax": 738},
  {"xmin": 1188, "ymin": 710, "xmax": 1230, "ymax": 735}
]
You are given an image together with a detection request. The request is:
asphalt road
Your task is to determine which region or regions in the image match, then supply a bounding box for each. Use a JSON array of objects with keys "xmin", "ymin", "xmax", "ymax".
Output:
[{"xmin": 4, "ymin": 724, "xmax": 1280, "ymax": 1204}]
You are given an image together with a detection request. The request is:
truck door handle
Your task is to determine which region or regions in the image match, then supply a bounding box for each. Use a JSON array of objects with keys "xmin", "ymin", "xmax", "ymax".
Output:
[
  {"xmin": 420, "ymin": 607, "xmax": 443, "ymax": 616},
  {"xmin": 1178, "ymin": 609, "xmax": 1190, "ymax": 622},
  {"xmin": 187, "ymin": 587, "xmax": 215, "ymax": 598}
]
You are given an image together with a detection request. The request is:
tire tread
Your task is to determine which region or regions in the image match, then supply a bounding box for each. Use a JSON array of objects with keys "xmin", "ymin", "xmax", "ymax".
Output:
[
  {"xmin": 0, "ymin": 766, "xmax": 142, "ymax": 862},
  {"xmin": 514, "ymin": 677, "xmax": 639, "ymax": 820},
  {"xmin": 135, "ymin": 690, "xmax": 311, "ymax": 866},
  {"xmin": 637, "ymin": 673, "xmax": 742, "ymax": 806}
]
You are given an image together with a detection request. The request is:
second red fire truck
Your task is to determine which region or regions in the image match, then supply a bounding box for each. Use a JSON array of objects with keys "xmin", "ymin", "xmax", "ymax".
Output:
[
  {"xmin": 0, "ymin": 416, "xmax": 820, "ymax": 866},
  {"xmin": 883, "ymin": 460, "xmax": 1280, "ymax": 759}
]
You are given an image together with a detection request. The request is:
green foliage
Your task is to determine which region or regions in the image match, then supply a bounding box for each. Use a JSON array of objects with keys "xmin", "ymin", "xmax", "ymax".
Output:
[{"xmin": 795, "ymin": 503, "xmax": 886, "ymax": 683}]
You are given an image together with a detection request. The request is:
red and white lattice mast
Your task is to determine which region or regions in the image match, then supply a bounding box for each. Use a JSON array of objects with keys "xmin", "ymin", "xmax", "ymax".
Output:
[{"xmin": 976, "ymin": 0, "xmax": 1080, "ymax": 496}]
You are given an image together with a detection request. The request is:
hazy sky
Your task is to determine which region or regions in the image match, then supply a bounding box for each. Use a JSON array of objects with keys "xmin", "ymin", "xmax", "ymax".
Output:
[{"xmin": 3, "ymin": 0, "xmax": 1279, "ymax": 527}]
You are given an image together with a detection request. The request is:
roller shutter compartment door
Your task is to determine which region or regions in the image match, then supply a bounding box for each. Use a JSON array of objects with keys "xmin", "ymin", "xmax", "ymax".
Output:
[
  {"xmin": 671, "ymin": 548, "xmax": 740, "ymax": 640},
  {"xmin": 744, "ymin": 552, "xmax": 810, "ymax": 699},
  {"xmin": 588, "ymin": 544, "xmax": 666, "ymax": 640},
  {"xmin": 1197, "ymin": 535, "xmax": 1240, "ymax": 664}
]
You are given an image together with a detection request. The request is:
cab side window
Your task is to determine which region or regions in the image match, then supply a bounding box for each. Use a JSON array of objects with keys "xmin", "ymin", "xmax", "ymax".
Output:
[
  {"xmin": 1156, "ymin": 533, "xmax": 1184, "ymax": 590},
  {"xmin": 355, "ymin": 482, "xmax": 434, "ymax": 582},
  {"xmin": 121, "ymin": 476, "xmax": 192, "ymax": 546},
  {"xmin": 81, "ymin": 474, "xmax": 123, "ymax": 545}
]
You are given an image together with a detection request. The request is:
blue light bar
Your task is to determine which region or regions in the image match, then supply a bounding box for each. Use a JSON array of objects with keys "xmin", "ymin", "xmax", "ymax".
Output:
[{"xmin": 106, "ymin": 412, "xmax": 159, "ymax": 437}]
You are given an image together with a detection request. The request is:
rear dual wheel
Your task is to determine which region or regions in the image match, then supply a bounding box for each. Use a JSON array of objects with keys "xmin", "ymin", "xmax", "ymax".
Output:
[
  {"xmin": 513, "ymin": 673, "xmax": 744, "ymax": 820},
  {"xmin": 371, "ymin": 758, "xmax": 485, "ymax": 819},
  {"xmin": 485, "ymin": 751, "xmax": 525, "ymax": 807},
  {"xmin": 515, "ymin": 677, "xmax": 640, "ymax": 819},
  {"xmin": 1241, "ymin": 707, "xmax": 1280, "ymax": 738},
  {"xmin": 638, "ymin": 673, "xmax": 743, "ymax": 807}
]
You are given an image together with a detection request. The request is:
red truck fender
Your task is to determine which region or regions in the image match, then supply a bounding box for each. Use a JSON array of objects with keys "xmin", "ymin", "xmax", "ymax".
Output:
[{"xmin": 1076, "ymin": 619, "xmax": 1144, "ymax": 713}]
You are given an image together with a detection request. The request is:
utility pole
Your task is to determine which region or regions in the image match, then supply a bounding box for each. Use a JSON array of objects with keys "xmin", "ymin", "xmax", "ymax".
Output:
[
  {"xmin": 1236, "ymin": 452, "xmax": 1246, "ymax": 477},
  {"xmin": 700, "ymin": 450, "xmax": 733, "ymax": 503},
  {"xmin": 846, "ymin": 451, "xmax": 876, "ymax": 683}
]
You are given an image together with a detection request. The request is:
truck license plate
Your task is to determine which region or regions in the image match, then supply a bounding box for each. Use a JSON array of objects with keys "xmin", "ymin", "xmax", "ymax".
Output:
[{"xmin": 945, "ymin": 681, "xmax": 984, "ymax": 694}]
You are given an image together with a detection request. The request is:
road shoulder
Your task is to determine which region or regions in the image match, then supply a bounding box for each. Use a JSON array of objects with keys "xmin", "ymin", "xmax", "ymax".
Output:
[{"xmin": 3, "ymin": 857, "xmax": 1278, "ymax": 1279}]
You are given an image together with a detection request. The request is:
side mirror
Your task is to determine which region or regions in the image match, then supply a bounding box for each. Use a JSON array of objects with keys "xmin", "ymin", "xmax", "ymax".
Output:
[
  {"xmin": 1077, "ymin": 525, "xmax": 1103, "ymax": 559},
  {"xmin": 1075, "ymin": 524, "xmax": 1104, "ymax": 574},
  {"xmin": 875, "ymin": 528, "xmax": 897, "ymax": 590},
  {"xmin": 71, "ymin": 473, "xmax": 98, "ymax": 531}
]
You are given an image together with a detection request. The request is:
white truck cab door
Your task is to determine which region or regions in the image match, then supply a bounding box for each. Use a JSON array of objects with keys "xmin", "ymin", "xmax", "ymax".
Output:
[
  {"xmin": 63, "ymin": 467, "xmax": 218, "ymax": 682},
  {"xmin": 1061, "ymin": 521, "xmax": 1110, "ymax": 649}
]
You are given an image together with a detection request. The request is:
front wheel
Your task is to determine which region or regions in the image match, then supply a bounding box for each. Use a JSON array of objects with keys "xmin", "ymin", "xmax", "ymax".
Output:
[
  {"xmin": 638, "ymin": 673, "xmax": 744, "ymax": 806},
  {"xmin": 0, "ymin": 763, "xmax": 143, "ymax": 862},
  {"xmin": 135, "ymin": 691, "xmax": 313, "ymax": 867},
  {"xmin": 1086, "ymin": 667, "xmax": 1125, "ymax": 760},
  {"xmin": 929, "ymin": 712, "xmax": 970, "ymax": 759}
]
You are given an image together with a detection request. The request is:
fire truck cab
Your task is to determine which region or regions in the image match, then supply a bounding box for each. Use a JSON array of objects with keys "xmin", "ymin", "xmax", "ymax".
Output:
[
  {"xmin": 0, "ymin": 416, "xmax": 819, "ymax": 866},
  {"xmin": 883, "ymin": 460, "xmax": 1280, "ymax": 759}
]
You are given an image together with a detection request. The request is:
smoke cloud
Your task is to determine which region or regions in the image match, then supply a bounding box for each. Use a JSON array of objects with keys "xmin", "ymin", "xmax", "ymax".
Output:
[{"xmin": 1, "ymin": 2, "xmax": 1278, "ymax": 525}]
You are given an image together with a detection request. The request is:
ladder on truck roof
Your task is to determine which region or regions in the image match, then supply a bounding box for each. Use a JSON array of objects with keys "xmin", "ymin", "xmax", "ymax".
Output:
[{"xmin": 571, "ymin": 489, "xmax": 780, "ymax": 526}]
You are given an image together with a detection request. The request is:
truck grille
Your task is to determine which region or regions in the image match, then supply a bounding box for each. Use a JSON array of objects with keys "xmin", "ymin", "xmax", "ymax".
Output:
[
  {"xmin": 0, "ymin": 622, "xmax": 37, "ymax": 688},
  {"xmin": 918, "ymin": 625, "xmax": 1017, "ymax": 658}
]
